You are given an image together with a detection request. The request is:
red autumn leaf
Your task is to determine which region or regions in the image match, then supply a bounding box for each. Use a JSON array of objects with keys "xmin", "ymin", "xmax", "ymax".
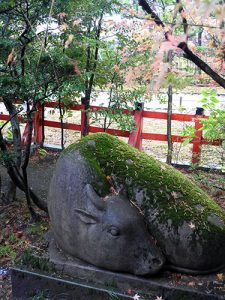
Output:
[
  {"xmin": 6, "ymin": 48, "xmax": 16, "ymax": 66},
  {"xmin": 58, "ymin": 12, "xmax": 67, "ymax": 18},
  {"xmin": 69, "ymin": 59, "xmax": 81, "ymax": 75},
  {"xmin": 110, "ymin": 186, "xmax": 118, "ymax": 195},
  {"xmin": 13, "ymin": 224, "xmax": 18, "ymax": 233},
  {"xmin": 127, "ymin": 288, "xmax": 134, "ymax": 295},
  {"xmin": 187, "ymin": 281, "xmax": 196, "ymax": 287},
  {"xmin": 16, "ymin": 231, "xmax": 23, "ymax": 238}
]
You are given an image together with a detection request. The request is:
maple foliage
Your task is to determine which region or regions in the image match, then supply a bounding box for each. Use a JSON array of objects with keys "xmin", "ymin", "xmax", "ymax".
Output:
[
  {"xmin": 44, "ymin": 0, "xmax": 225, "ymax": 107},
  {"xmin": 6, "ymin": 48, "xmax": 16, "ymax": 66},
  {"xmin": 137, "ymin": 0, "xmax": 225, "ymax": 91}
]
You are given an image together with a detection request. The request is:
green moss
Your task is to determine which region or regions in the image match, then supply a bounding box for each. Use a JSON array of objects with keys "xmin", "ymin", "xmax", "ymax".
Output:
[{"xmin": 64, "ymin": 133, "xmax": 225, "ymax": 235}]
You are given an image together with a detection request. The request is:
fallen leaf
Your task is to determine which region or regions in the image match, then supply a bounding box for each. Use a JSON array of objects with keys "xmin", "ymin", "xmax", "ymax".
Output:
[
  {"xmin": 106, "ymin": 175, "xmax": 112, "ymax": 182},
  {"xmin": 13, "ymin": 224, "xmax": 18, "ymax": 233},
  {"xmin": 127, "ymin": 288, "xmax": 134, "ymax": 295},
  {"xmin": 58, "ymin": 12, "xmax": 67, "ymax": 18},
  {"xmin": 61, "ymin": 23, "xmax": 69, "ymax": 31},
  {"xmin": 133, "ymin": 294, "xmax": 140, "ymax": 300},
  {"xmin": 73, "ymin": 19, "xmax": 82, "ymax": 26},
  {"xmin": 188, "ymin": 222, "xmax": 196, "ymax": 229},
  {"xmin": 16, "ymin": 231, "xmax": 23, "ymax": 238},
  {"xmin": 110, "ymin": 187, "xmax": 118, "ymax": 195},
  {"xmin": 217, "ymin": 273, "xmax": 225, "ymax": 281},
  {"xmin": 160, "ymin": 165, "xmax": 167, "ymax": 171},
  {"xmin": 188, "ymin": 281, "xmax": 196, "ymax": 287},
  {"xmin": 65, "ymin": 34, "xmax": 74, "ymax": 48}
]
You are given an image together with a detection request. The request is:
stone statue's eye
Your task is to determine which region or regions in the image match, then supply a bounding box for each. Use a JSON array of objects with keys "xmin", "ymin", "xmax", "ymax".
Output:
[{"xmin": 108, "ymin": 227, "xmax": 119, "ymax": 237}]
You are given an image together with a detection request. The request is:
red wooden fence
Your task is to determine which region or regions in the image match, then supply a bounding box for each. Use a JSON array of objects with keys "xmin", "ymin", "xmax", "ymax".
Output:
[{"xmin": 0, "ymin": 102, "xmax": 222, "ymax": 164}]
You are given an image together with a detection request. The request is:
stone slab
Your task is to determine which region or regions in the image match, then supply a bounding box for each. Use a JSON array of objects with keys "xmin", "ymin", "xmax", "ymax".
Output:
[
  {"xmin": 11, "ymin": 268, "xmax": 133, "ymax": 300},
  {"xmin": 46, "ymin": 239, "xmax": 225, "ymax": 300}
]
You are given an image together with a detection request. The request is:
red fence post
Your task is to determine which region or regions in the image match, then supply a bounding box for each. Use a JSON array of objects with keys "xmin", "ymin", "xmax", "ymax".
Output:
[
  {"xmin": 128, "ymin": 102, "xmax": 144, "ymax": 150},
  {"xmin": 192, "ymin": 107, "xmax": 204, "ymax": 164},
  {"xmin": 33, "ymin": 102, "xmax": 44, "ymax": 145}
]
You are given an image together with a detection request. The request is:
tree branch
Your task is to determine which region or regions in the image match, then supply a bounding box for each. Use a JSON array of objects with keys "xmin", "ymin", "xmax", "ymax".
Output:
[
  {"xmin": 138, "ymin": 0, "xmax": 225, "ymax": 89},
  {"xmin": 138, "ymin": 0, "xmax": 165, "ymax": 27},
  {"xmin": 178, "ymin": 42, "xmax": 225, "ymax": 88},
  {"xmin": 176, "ymin": 0, "xmax": 188, "ymax": 36}
]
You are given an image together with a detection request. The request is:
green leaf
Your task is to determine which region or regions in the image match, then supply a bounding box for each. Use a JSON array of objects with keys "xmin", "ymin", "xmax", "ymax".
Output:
[{"xmin": 182, "ymin": 138, "xmax": 192, "ymax": 147}]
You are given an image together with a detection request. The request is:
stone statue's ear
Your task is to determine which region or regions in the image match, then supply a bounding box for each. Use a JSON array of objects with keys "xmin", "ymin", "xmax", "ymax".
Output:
[
  {"xmin": 75, "ymin": 209, "xmax": 99, "ymax": 224},
  {"xmin": 85, "ymin": 184, "xmax": 105, "ymax": 211}
]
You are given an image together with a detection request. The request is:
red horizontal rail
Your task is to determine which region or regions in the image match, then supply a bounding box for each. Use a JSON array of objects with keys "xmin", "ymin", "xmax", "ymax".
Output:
[
  {"xmin": 0, "ymin": 114, "xmax": 24, "ymax": 122},
  {"xmin": 44, "ymin": 103, "xmax": 210, "ymax": 121},
  {"xmin": 201, "ymin": 138, "xmax": 222, "ymax": 146},
  {"xmin": 142, "ymin": 133, "xmax": 222, "ymax": 146},
  {"xmin": 90, "ymin": 126, "xmax": 130, "ymax": 137},
  {"xmin": 45, "ymin": 102, "xmax": 84, "ymax": 110},
  {"xmin": 44, "ymin": 120, "xmax": 81, "ymax": 131},
  {"xmin": 142, "ymin": 133, "xmax": 184, "ymax": 143},
  {"xmin": 0, "ymin": 114, "xmax": 9, "ymax": 121},
  {"xmin": 44, "ymin": 102, "xmax": 132, "ymax": 114},
  {"xmin": 44, "ymin": 120, "xmax": 130, "ymax": 137},
  {"xmin": 142, "ymin": 111, "xmax": 209, "ymax": 122}
]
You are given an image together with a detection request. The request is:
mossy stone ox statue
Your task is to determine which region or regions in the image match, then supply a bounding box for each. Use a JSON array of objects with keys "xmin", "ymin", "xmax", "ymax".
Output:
[{"xmin": 48, "ymin": 133, "xmax": 225, "ymax": 275}]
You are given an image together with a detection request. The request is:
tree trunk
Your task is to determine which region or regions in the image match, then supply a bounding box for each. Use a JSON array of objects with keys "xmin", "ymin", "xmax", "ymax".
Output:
[
  {"xmin": 81, "ymin": 96, "xmax": 90, "ymax": 136},
  {"xmin": 166, "ymin": 85, "xmax": 173, "ymax": 164},
  {"xmin": 2, "ymin": 98, "xmax": 22, "ymax": 203},
  {"xmin": 40, "ymin": 103, "xmax": 45, "ymax": 148},
  {"xmin": 58, "ymin": 97, "xmax": 65, "ymax": 149},
  {"xmin": 21, "ymin": 106, "xmax": 38, "ymax": 220},
  {"xmin": 81, "ymin": 12, "xmax": 104, "ymax": 136}
]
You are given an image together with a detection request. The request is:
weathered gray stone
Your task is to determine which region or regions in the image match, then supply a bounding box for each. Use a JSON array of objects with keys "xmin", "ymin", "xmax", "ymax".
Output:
[
  {"xmin": 207, "ymin": 214, "xmax": 225, "ymax": 229},
  {"xmin": 48, "ymin": 133, "xmax": 225, "ymax": 275},
  {"xmin": 48, "ymin": 152, "xmax": 165, "ymax": 276}
]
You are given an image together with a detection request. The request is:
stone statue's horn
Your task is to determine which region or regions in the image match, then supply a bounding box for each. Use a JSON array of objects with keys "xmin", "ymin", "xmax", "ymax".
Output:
[{"xmin": 85, "ymin": 184, "xmax": 105, "ymax": 211}]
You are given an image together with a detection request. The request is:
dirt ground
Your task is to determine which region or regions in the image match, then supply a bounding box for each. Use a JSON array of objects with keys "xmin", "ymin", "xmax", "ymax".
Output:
[
  {"xmin": 0, "ymin": 149, "xmax": 225, "ymax": 299},
  {"xmin": 0, "ymin": 152, "xmax": 59, "ymax": 300}
]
